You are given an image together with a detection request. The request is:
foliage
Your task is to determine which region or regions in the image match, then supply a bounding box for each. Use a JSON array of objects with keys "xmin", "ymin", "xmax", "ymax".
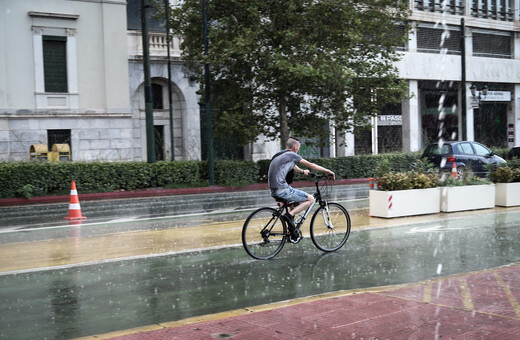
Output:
[
  {"xmin": 0, "ymin": 152, "xmax": 425, "ymax": 198},
  {"xmin": 257, "ymin": 152, "xmax": 422, "ymax": 182},
  {"xmin": 0, "ymin": 161, "xmax": 201, "ymax": 199},
  {"xmin": 377, "ymin": 171, "xmax": 439, "ymax": 191},
  {"xmin": 490, "ymin": 166, "xmax": 520, "ymax": 183},
  {"xmin": 170, "ymin": 0, "xmax": 411, "ymax": 144}
]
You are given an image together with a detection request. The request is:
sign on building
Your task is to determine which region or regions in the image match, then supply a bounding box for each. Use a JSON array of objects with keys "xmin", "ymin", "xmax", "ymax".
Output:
[{"xmin": 377, "ymin": 115, "xmax": 402, "ymax": 126}]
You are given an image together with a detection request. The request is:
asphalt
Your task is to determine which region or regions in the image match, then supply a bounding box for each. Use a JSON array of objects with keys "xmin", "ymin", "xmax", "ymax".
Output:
[
  {"xmin": 3, "ymin": 180, "xmax": 520, "ymax": 339},
  {"xmin": 77, "ymin": 262, "xmax": 520, "ymax": 339}
]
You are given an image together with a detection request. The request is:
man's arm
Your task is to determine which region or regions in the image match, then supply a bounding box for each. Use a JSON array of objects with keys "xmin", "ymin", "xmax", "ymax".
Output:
[{"xmin": 299, "ymin": 159, "xmax": 335, "ymax": 180}]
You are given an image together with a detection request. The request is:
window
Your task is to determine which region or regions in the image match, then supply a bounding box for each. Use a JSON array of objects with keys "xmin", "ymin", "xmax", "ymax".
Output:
[
  {"xmin": 417, "ymin": 25, "xmax": 461, "ymax": 55},
  {"xmin": 473, "ymin": 30, "xmax": 512, "ymax": 59},
  {"xmin": 471, "ymin": 0, "xmax": 514, "ymax": 21},
  {"xmin": 152, "ymin": 83, "xmax": 164, "ymax": 109},
  {"xmin": 473, "ymin": 143, "xmax": 491, "ymax": 156},
  {"xmin": 415, "ymin": 0, "xmax": 465, "ymax": 15},
  {"xmin": 459, "ymin": 143, "xmax": 475, "ymax": 154},
  {"xmin": 43, "ymin": 36, "xmax": 68, "ymax": 93},
  {"xmin": 48, "ymin": 129, "xmax": 71, "ymax": 151}
]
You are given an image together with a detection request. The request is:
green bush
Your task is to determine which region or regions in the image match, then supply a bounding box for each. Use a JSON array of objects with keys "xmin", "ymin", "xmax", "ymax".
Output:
[
  {"xmin": 0, "ymin": 161, "xmax": 202, "ymax": 198},
  {"xmin": 491, "ymin": 166, "xmax": 520, "ymax": 183},
  {"xmin": 214, "ymin": 160, "xmax": 259, "ymax": 186},
  {"xmin": 257, "ymin": 152, "xmax": 422, "ymax": 182},
  {"xmin": 377, "ymin": 172, "xmax": 439, "ymax": 191},
  {"xmin": 0, "ymin": 151, "xmax": 423, "ymax": 199}
]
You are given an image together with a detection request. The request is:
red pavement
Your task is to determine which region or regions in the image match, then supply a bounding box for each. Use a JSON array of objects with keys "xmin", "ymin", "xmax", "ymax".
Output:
[{"xmin": 106, "ymin": 263, "xmax": 520, "ymax": 340}]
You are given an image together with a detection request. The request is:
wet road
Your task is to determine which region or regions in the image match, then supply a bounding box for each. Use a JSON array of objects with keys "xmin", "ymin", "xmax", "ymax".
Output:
[{"xmin": 1, "ymin": 202, "xmax": 520, "ymax": 339}]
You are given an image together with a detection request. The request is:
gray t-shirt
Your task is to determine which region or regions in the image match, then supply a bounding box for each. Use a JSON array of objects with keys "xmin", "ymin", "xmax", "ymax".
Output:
[{"xmin": 268, "ymin": 150, "xmax": 303, "ymax": 189}]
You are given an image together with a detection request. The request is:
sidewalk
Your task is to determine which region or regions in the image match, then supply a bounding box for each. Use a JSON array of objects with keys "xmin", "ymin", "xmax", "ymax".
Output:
[{"xmin": 79, "ymin": 262, "xmax": 520, "ymax": 339}]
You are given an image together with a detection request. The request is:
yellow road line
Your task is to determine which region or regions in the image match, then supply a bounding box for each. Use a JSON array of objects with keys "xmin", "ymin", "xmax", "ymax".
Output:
[
  {"xmin": 423, "ymin": 281, "xmax": 432, "ymax": 303},
  {"xmin": 459, "ymin": 278, "xmax": 474, "ymax": 311},
  {"xmin": 494, "ymin": 271, "xmax": 520, "ymax": 319}
]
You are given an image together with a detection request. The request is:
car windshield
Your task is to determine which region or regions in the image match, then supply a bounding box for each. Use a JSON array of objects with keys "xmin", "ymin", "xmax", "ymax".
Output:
[{"xmin": 425, "ymin": 144, "xmax": 451, "ymax": 155}]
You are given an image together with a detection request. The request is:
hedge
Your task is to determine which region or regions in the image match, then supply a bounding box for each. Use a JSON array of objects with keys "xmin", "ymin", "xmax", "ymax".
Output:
[{"xmin": 0, "ymin": 152, "xmax": 424, "ymax": 199}]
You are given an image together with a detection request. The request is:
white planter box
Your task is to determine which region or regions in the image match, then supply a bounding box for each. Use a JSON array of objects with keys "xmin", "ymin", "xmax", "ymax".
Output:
[
  {"xmin": 495, "ymin": 182, "xmax": 520, "ymax": 207},
  {"xmin": 369, "ymin": 188, "xmax": 440, "ymax": 218},
  {"xmin": 440, "ymin": 184, "xmax": 495, "ymax": 212}
]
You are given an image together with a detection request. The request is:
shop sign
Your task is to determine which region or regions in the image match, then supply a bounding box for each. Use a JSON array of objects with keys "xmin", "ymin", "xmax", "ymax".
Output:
[
  {"xmin": 377, "ymin": 115, "xmax": 402, "ymax": 126},
  {"xmin": 480, "ymin": 91, "xmax": 511, "ymax": 102}
]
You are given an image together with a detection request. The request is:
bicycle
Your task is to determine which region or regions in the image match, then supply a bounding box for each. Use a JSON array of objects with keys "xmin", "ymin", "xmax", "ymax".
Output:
[{"xmin": 242, "ymin": 174, "xmax": 351, "ymax": 260}]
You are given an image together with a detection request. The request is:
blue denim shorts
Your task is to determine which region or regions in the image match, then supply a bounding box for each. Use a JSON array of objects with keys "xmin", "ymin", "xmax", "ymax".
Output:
[{"xmin": 270, "ymin": 186, "xmax": 309, "ymax": 203}]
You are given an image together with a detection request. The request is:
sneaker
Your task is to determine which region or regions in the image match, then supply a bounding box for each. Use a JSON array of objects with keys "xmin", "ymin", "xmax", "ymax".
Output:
[{"xmin": 282, "ymin": 213, "xmax": 296, "ymax": 232}]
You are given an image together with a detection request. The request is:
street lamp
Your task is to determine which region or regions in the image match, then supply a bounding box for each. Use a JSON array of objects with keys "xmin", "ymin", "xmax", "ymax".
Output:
[{"xmin": 469, "ymin": 84, "xmax": 488, "ymax": 99}]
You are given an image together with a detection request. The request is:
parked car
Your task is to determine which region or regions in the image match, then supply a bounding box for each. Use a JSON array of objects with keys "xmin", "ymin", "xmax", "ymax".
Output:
[
  {"xmin": 507, "ymin": 146, "xmax": 520, "ymax": 160},
  {"xmin": 420, "ymin": 141, "xmax": 506, "ymax": 177}
]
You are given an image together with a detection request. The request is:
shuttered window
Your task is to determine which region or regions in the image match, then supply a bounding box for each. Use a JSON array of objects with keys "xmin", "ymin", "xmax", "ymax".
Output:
[
  {"xmin": 43, "ymin": 36, "xmax": 68, "ymax": 93},
  {"xmin": 417, "ymin": 26, "xmax": 461, "ymax": 55},
  {"xmin": 473, "ymin": 30, "xmax": 512, "ymax": 59}
]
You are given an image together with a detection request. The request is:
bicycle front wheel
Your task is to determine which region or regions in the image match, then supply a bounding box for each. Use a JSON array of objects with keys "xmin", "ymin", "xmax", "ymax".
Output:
[
  {"xmin": 242, "ymin": 207, "xmax": 287, "ymax": 260},
  {"xmin": 310, "ymin": 202, "xmax": 351, "ymax": 252}
]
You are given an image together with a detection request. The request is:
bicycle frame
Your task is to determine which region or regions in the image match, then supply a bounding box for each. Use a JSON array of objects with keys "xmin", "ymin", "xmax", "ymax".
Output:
[{"xmin": 279, "ymin": 174, "xmax": 328, "ymax": 230}]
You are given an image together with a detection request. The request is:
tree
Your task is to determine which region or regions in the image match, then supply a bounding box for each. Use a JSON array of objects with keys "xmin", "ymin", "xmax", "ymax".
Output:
[{"xmin": 170, "ymin": 0, "xmax": 411, "ymax": 146}]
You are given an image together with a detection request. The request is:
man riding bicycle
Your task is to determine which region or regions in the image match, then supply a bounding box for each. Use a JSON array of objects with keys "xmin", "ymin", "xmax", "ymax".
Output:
[{"xmin": 268, "ymin": 137, "xmax": 335, "ymax": 238}]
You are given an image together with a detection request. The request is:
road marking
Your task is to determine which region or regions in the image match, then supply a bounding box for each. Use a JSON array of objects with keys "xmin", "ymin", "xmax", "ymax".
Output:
[
  {"xmin": 459, "ymin": 278, "xmax": 474, "ymax": 311},
  {"xmin": 494, "ymin": 271, "xmax": 520, "ymax": 319},
  {"xmin": 423, "ymin": 281, "xmax": 432, "ymax": 303}
]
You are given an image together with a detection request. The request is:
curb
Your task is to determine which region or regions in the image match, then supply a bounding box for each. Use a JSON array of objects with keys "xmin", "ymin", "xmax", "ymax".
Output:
[{"xmin": 0, "ymin": 178, "xmax": 370, "ymax": 207}]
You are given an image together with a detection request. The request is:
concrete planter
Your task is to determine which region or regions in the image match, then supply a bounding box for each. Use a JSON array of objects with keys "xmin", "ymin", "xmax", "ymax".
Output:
[
  {"xmin": 369, "ymin": 188, "xmax": 440, "ymax": 218},
  {"xmin": 495, "ymin": 182, "xmax": 520, "ymax": 207},
  {"xmin": 440, "ymin": 184, "xmax": 495, "ymax": 212}
]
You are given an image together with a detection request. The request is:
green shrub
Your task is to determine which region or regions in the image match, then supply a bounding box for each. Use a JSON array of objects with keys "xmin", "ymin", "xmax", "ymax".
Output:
[
  {"xmin": 377, "ymin": 171, "xmax": 439, "ymax": 191},
  {"xmin": 214, "ymin": 160, "xmax": 259, "ymax": 186},
  {"xmin": 491, "ymin": 166, "xmax": 520, "ymax": 183},
  {"xmin": 0, "ymin": 151, "xmax": 423, "ymax": 198},
  {"xmin": 257, "ymin": 152, "xmax": 422, "ymax": 181}
]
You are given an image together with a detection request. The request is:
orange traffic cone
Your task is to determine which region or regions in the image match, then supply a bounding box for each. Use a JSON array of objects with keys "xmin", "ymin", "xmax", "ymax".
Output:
[
  {"xmin": 451, "ymin": 162, "xmax": 458, "ymax": 178},
  {"xmin": 64, "ymin": 180, "xmax": 87, "ymax": 220}
]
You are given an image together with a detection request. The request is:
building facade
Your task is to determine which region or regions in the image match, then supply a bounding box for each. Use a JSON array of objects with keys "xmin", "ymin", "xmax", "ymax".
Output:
[
  {"xmin": 334, "ymin": 0, "xmax": 520, "ymax": 158},
  {"xmin": 0, "ymin": 0, "xmax": 518, "ymax": 162},
  {"xmin": 0, "ymin": 0, "xmax": 200, "ymax": 162}
]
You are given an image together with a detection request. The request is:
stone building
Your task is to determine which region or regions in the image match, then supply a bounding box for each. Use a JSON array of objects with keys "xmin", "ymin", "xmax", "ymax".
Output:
[
  {"xmin": 1, "ymin": 0, "xmax": 519, "ymax": 162},
  {"xmin": 0, "ymin": 0, "xmax": 200, "ymax": 162}
]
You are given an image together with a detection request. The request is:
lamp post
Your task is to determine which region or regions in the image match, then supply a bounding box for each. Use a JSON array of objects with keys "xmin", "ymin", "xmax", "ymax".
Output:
[
  {"xmin": 202, "ymin": 0, "xmax": 214, "ymax": 185},
  {"xmin": 469, "ymin": 85, "xmax": 488, "ymax": 142},
  {"xmin": 469, "ymin": 84, "xmax": 488, "ymax": 99}
]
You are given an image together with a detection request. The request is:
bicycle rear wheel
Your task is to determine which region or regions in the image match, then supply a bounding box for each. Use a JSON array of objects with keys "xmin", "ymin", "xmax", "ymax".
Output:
[
  {"xmin": 310, "ymin": 202, "xmax": 350, "ymax": 252},
  {"xmin": 242, "ymin": 207, "xmax": 287, "ymax": 260}
]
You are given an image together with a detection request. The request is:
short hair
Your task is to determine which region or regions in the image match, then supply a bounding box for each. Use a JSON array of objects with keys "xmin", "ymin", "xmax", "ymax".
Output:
[{"xmin": 286, "ymin": 137, "xmax": 300, "ymax": 149}]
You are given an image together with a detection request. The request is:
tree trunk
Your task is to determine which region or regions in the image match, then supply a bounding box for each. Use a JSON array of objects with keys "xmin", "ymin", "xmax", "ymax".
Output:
[{"xmin": 279, "ymin": 97, "xmax": 289, "ymax": 147}]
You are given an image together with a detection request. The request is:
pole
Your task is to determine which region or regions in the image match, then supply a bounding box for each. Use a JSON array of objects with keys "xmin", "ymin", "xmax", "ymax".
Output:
[
  {"xmin": 203, "ymin": 0, "xmax": 214, "ymax": 185},
  {"xmin": 164, "ymin": 0, "xmax": 174, "ymax": 161},
  {"xmin": 460, "ymin": 18, "xmax": 466, "ymax": 141},
  {"xmin": 141, "ymin": 0, "xmax": 156, "ymax": 163}
]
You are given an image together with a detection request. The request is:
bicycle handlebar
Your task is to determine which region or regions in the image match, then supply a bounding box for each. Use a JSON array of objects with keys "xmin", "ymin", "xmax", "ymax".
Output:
[{"xmin": 309, "ymin": 173, "xmax": 334, "ymax": 180}]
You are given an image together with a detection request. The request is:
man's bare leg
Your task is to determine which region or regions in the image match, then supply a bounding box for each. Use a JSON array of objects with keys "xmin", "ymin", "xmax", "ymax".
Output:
[{"xmin": 287, "ymin": 194, "xmax": 314, "ymax": 218}]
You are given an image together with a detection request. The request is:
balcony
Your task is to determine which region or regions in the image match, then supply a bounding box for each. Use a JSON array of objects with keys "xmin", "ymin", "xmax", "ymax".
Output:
[{"xmin": 128, "ymin": 31, "xmax": 182, "ymax": 60}]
